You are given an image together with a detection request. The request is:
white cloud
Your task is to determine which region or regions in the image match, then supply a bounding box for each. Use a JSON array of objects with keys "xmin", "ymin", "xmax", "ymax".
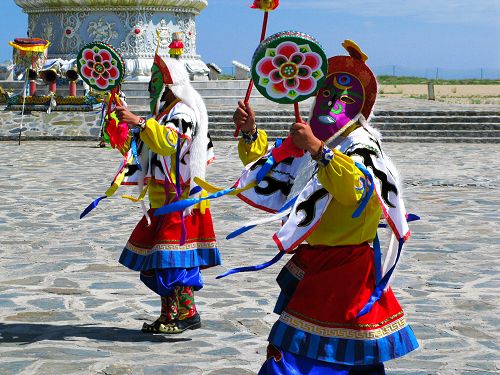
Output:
[{"xmin": 282, "ymin": 0, "xmax": 500, "ymax": 25}]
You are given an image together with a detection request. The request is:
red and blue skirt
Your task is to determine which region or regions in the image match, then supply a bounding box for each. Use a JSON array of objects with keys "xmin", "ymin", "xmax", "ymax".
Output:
[
  {"xmin": 119, "ymin": 208, "xmax": 221, "ymax": 296},
  {"xmin": 267, "ymin": 243, "xmax": 418, "ymax": 367}
]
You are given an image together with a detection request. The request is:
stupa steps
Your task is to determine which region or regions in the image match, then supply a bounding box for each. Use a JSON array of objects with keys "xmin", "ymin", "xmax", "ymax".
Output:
[
  {"xmin": 204, "ymin": 122, "xmax": 500, "ymax": 131},
  {"xmin": 208, "ymin": 128, "xmax": 500, "ymax": 137},
  {"xmin": 2, "ymin": 80, "xmax": 499, "ymax": 142},
  {"xmin": 128, "ymin": 108, "xmax": 500, "ymax": 142},
  {"xmin": 203, "ymin": 109, "xmax": 500, "ymax": 142},
  {"xmin": 209, "ymin": 131, "xmax": 500, "ymax": 143},
  {"xmin": 202, "ymin": 116, "xmax": 500, "ymax": 124}
]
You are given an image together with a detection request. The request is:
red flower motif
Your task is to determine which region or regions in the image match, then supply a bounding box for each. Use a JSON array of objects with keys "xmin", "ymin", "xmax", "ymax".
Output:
[
  {"xmin": 80, "ymin": 48, "xmax": 120, "ymax": 90},
  {"xmin": 256, "ymin": 41, "xmax": 322, "ymax": 100}
]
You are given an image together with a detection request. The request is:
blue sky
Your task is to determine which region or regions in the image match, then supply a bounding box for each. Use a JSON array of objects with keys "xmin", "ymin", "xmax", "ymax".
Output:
[{"xmin": 1, "ymin": 0, "xmax": 499, "ymax": 77}]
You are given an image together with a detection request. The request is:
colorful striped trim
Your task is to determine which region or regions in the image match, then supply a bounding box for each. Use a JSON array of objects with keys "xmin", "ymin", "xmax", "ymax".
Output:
[
  {"xmin": 125, "ymin": 240, "xmax": 217, "ymax": 255},
  {"xmin": 268, "ymin": 319, "xmax": 419, "ymax": 366},
  {"xmin": 281, "ymin": 310, "xmax": 406, "ymax": 333},
  {"xmin": 119, "ymin": 246, "xmax": 222, "ymax": 271}
]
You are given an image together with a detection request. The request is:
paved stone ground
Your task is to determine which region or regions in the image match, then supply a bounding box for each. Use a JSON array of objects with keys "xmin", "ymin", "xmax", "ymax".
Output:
[{"xmin": 0, "ymin": 140, "xmax": 498, "ymax": 375}]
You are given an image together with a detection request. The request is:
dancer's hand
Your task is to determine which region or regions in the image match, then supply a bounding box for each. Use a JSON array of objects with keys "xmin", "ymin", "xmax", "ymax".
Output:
[
  {"xmin": 115, "ymin": 105, "xmax": 141, "ymax": 128},
  {"xmin": 233, "ymin": 100, "xmax": 256, "ymax": 133},
  {"xmin": 290, "ymin": 122, "xmax": 322, "ymax": 154}
]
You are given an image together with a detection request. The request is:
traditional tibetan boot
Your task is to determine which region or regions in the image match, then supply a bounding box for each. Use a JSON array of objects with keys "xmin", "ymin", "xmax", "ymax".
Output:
[
  {"xmin": 156, "ymin": 312, "xmax": 201, "ymax": 334},
  {"xmin": 158, "ymin": 286, "xmax": 201, "ymax": 334},
  {"xmin": 141, "ymin": 295, "xmax": 178, "ymax": 334}
]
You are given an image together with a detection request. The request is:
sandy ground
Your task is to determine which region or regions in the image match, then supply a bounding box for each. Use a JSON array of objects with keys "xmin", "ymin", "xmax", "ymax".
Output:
[
  {"xmin": 378, "ymin": 84, "xmax": 500, "ymax": 105},
  {"xmin": 1, "ymin": 83, "xmax": 499, "ymax": 106}
]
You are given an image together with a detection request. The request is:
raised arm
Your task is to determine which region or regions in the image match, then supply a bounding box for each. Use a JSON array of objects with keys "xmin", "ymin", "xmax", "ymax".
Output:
[
  {"xmin": 233, "ymin": 100, "xmax": 268, "ymax": 165},
  {"xmin": 115, "ymin": 105, "xmax": 179, "ymax": 157}
]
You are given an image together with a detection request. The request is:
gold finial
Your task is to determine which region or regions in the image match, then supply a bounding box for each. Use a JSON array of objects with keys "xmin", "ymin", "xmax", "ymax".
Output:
[{"xmin": 155, "ymin": 29, "xmax": 161, "ymax": 54}]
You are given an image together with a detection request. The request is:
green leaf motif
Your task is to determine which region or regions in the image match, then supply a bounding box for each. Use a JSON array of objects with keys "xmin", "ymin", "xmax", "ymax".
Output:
[
  {"xmin": 265, "ymin": 49, "xmax": 276, "ymax": 58},
  {"xmin": 299, "ymin": 44, "xmax": 311, "ymax": 53},
  {"xmin": 259, "ymin": 77, "xmax": 270, "ymax": 86},
  {"xmin": 312, "ymin": 70, "xmax": 324, "ymax": 79}
]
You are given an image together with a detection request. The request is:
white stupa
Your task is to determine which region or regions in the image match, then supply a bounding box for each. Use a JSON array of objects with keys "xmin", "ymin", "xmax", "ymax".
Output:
[{"xmin": 14, "ymin": 0, "xmax": 210, "ymax": 80}]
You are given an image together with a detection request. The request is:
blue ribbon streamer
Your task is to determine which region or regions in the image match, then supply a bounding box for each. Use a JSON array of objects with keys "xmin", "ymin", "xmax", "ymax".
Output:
[
  {"xmin": 352, "ymin": 162, "xmax": 375, "ymax": 218},
  {"xmin": 406, "ymin": 213, "xmax": 421, "ymax": 222},
  {"xmin": 216, "ymin": 251, "xmax": 285, "ymax": 279},
  {"xmin": 80, "ymin": 196, "xmax": 107, "ymax": 219},
  {"xmin": 378, "ymin": 213, "xmax": 420, "ymax": 228},
  {"xmin": 255, "ymin": 139, "xmax": 282, "ymax": 184},
  {"xmin": 256, "ymin": 154, "xmax": 276, "ymax": 184},
  {"xmin": 154, "ymin": 187, "xmax": 236, "ymax": 216},
  {"xmin": 358, "ymin": 213, "xmax": 421, "ymax": 315},
  {"xmin": 226, "ymin": 196, "xmax": 298, "ymax": 240},
  {"xmin": 357, "ymin": 238, "xmax": 405, "ymax": 317},
  {"xmin": 130, "ymin": 138, "xmax": 142, "ymax": 171},
  {"xmin": 189, "ymin": 186, "xmax": 202, "ymax": 196}
]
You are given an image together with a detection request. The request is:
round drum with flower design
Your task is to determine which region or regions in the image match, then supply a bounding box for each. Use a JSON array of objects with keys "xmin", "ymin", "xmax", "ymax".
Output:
[
  {"xmin": 77, "ymin": 42, "xmax": 125, "ymax": 91},
  {"xmin": 251, "ymin": 31, "xmax": 327, "ymax": 104}
]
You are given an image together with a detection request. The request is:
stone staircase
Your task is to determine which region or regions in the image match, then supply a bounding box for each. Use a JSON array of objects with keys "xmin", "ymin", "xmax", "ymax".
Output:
[
  {"xmin": 2, "ymin": 79, "xmax": 499, "ymax": 142},
  {"xmin": 121, "ymin": 80, "xmax": 500, "ymax": 143},
  {"xmin": 369, "ymin": 111, "xmax": 500, "ymax": 143},
  {"xmin": 204, "ymin": 109, "xmax": 500, "ymax": 143}
]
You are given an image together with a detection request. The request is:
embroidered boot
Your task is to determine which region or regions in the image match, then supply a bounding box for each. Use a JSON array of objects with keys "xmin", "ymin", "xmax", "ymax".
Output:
[
  {"xmin": 141, "ymin": 294, "xmax": 178, "ymax": 334},
  {"xmin": 158, "ymin": 286, "xmax": 201, "ymax": 334}
]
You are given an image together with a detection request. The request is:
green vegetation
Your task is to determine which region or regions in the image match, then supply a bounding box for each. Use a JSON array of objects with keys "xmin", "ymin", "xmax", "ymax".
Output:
[
  {"xmin": 376, "ymin": 75, "xmax": 500, "ymax": 85},
  {"xmin": 219, "ymin": 74, "xmax": 236, "ymax": 80}
]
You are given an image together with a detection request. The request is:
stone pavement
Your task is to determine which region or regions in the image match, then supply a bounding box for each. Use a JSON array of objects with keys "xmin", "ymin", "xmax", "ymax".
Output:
[{"xmin": 0, "ymin": 140, "xmax": 498, "ymax": 375}]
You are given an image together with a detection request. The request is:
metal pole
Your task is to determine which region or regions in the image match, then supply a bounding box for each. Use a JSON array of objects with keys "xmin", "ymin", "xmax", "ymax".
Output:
[{"xmin": 18, "ymin": 69, "xmax": 29, "ymax": 145}]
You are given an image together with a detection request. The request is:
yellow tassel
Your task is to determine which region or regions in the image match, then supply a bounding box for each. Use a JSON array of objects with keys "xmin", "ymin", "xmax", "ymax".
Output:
[
  {"xmin": 104, "ymin": 155, "xmax": 134, "ymax": 197},
  {"xmin": 121, "ymin": 181, "xmax": 150, "ymax": 202},
  {"xmin": 193, "ymin": 177, "xmax": 257, "ymax": 196},
  {"xmin": 199, "ymin": 190, "xmax": 209, "ymax": 214}
]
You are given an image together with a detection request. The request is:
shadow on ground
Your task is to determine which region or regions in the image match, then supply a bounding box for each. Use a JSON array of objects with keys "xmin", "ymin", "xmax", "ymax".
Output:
[{"xmin": 0, "ymin": 323, "xmax": 191, "ymax": 344}]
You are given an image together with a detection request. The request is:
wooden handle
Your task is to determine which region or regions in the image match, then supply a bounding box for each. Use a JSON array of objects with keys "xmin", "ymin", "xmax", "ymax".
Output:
[
  {"xmin": 235, "ymin": 11, "xmax": 269, "ymax": 138},
  {"xmin": 294, "ymin": 102, "xmax": 303, "ymax": 124}
]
